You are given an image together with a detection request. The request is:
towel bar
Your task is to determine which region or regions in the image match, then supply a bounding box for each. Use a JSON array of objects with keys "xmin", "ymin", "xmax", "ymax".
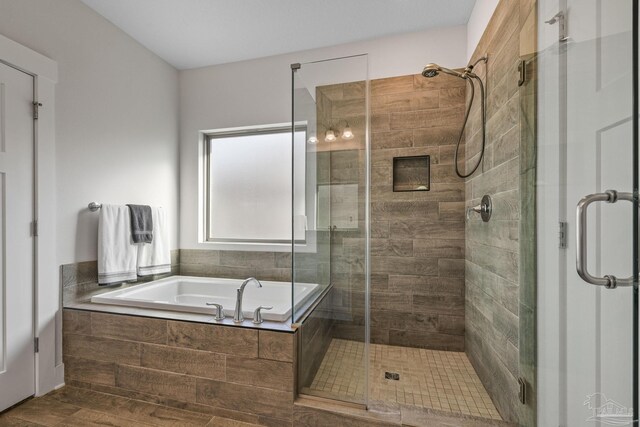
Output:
[{"xmin": 88, "ymin": 202, "xmax": 102, "ymax": 212}]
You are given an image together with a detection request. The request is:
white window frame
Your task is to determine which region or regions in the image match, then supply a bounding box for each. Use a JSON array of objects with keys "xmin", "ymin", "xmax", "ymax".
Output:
[{"xmin": 201, "ymin": 123, "xmax": 313, "ymax": 252}]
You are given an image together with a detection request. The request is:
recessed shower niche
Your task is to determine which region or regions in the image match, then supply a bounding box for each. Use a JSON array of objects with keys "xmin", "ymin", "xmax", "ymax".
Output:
[{"xmin": 392, "ymin": 155, "xmax": 430, "ymax": 192}]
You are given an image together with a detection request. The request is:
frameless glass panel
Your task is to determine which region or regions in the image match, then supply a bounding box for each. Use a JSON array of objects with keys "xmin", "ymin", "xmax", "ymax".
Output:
[
  {"xmin": 292, "ymin": 54, "xmax": 369, "ymax": 405},
  {"xmin": 537, "ymin": 0, "xmax": 637, "ymax": 425},
  {"xmin": 0, "ymin": 173, "xmax": 3, "ymax": 373},
  {"xmin": 0, "ymin": 83, "xmax": 4, "ymax": 373}
]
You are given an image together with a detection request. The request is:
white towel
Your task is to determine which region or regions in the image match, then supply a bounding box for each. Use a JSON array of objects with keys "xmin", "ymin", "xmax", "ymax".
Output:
[
  {"xmin": 98, "ymin": 205, "xmax": 138, "ymax": 285},
  {"xmin": 137, "ymin": 207, "xmax": 171, "ymax": 276}
]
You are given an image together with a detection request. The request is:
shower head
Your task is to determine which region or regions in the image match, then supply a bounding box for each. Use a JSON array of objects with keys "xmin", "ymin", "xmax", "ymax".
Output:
[
  {"xmin": 422, "ymin": 63, "xmax": 467, "ymax": 79},
  {"xmin": 422, "ymin": 64, "xmax": 440, "ymax": 78}
]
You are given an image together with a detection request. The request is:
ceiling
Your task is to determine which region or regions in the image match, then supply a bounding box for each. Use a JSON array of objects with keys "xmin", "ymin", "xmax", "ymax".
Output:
[{"xmin": 80, "ymin": 0, "xmax": 476, "ymax": 70}]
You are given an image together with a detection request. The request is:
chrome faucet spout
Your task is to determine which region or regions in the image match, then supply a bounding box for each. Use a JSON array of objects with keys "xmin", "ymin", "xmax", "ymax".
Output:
[{"xmin": 234, "ymin": 277, "xmax": 262, "ymax": 322}]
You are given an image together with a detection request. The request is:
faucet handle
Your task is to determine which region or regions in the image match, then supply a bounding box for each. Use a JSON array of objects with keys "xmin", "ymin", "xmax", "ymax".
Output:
[
  {"xmin": 252, "ymin": 306, "xmax": 273, "ymax": 324},
  {"xmin": 206, "ymin": 302, "xmax": 225, "ymax": 321}
]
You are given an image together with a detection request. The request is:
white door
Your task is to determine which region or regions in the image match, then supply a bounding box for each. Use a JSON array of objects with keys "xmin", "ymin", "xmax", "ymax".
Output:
[
  {"xmin": 562, "ymin": 0, "xmax": 636, "ymax": 425},
  {"xmin": 0, "ymin": 62, "xmax": 35, "ymax": 411}
]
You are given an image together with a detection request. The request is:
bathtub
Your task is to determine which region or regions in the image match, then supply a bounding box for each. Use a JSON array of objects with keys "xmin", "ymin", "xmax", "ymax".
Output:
[{"xmin": 90, "ymin": 276, "xmax": 319, "ymax": 322}]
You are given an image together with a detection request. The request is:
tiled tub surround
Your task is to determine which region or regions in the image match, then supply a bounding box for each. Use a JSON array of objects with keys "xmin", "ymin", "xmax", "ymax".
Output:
[
  {"xmin": 62, "ymin": 309, "xmax": 296, "ymax": 426},
  {"xmin": 463, "ymin": 0, "xmax": 537, "ymax": 424},
  {"xmin": 179, "ymin": 243, "xmax": 330, "ymax": 286},
  {"xmin": 59, "ymin": 309, "xmax": 513, "ymax": 427},
  {"xmin": 61, "ymin": 249, "xmax": 180, "ymax": 305},
  {"xmin": 61, "ymin": 251, "xmax": 312, "ymax": 332},
  {"xmin": 90, "ymin": 276, "xmax": 318, "ymax": 322}
]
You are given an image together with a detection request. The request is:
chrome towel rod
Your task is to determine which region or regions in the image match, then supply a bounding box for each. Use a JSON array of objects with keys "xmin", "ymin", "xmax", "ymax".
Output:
[{"xmin": 88, "ymin": 202, "xmax": 102, "ymax": 212}]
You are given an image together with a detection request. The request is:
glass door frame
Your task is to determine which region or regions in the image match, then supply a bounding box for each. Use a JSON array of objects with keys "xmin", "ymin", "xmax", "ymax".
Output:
[{"xmin": 632, "ymin": 1, "xmax": 638, "ymax": 423}]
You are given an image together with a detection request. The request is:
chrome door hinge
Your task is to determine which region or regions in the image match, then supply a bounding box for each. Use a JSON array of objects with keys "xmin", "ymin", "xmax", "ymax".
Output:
[
  {"xmin": 32, "ymin": 101, "xmax": 42, "ymax": 120},
  {"xmin": 518, "ymin": 377, "xmax": 527, "ymax": 404},
  {"xmin": 559, "ymin": 221, "xmax": 567, "ymax": 249},
  {"xmin": 30, "ymin": 220, "xmax": 38, "ymax": 237},
  {"xmin": 34, "ymin": 337, "xmax": 39, "ymax": 353},
  {"xmin": 545, "ymin": 11, "xmax": 568, "ymax": 43},
  {"xmin": 518, "ymin": 60, "xmax": 527, "ymax": 87}
]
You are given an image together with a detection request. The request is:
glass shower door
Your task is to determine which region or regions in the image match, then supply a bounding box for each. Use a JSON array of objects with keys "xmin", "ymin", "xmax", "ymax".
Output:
[
  {"xmin": 538, "ymin": 0, "xmax": 638, "ymax": 425},
  {"xmin": 292, "ymin": 54, "xmax": 370, "ymax": 405}
]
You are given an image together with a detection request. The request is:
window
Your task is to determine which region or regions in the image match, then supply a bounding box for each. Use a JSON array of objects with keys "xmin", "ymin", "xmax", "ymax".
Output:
[{"xmin": 204, "ymin": 125, "xmax": 306, "ymax": 244}]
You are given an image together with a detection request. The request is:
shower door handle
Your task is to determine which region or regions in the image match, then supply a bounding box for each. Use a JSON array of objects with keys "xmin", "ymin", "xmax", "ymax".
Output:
[{"xmin": 576, "ymin": 190, "xmax": 635, "ymax": 289}]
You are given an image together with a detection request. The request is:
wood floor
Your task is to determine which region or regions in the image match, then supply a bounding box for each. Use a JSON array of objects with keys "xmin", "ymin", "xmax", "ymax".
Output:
[
  {"xmin": 0, "ymin": 386, "xmax": 245, "ymax": 426},
  {"xmin": 0, "ymin": 385, "xmax": 515, "ymax": 427}
]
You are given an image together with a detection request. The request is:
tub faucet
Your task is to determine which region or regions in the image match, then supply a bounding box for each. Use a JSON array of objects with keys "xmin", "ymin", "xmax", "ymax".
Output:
[{"xmin": 234, "ymin": 277, "xmax": 262, "ymax": 322}]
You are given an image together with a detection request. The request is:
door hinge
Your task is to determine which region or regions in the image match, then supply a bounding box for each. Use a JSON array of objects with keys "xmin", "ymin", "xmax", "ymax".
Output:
[
  {"xmin": 34, "ymin": 337, "xmax": 39, "ymax": 353},
  {"xmin": 559, "ymin": 221, "xmax": 568, "ymax": 249},
  {"xmin": 32, "ymin": 101, "xmax": 42, "ymax": 120},
  {"xmin": 545, "ymin": 11, "xmax": 568, "ymax": 43},
  {"xmin": 518, "ymin": 60, "xmax": 527, "ymax": 87},
  {"xmin": 518, "ymin": 377, "xmax": 527, "ymax": 404},
  {"xmin": 30, "ymin": 220, "xmax": 38, "ymax": 237}
]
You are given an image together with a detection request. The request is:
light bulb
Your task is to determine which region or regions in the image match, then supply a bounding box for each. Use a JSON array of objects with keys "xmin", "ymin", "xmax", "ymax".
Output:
[
  {"xmin": 325, "ymin": 129, "xmax": 337, "ymax": 142},
  {"xmin": 342, "ymin": 126, "xmax": 354, "ymax": 140},
  {"xmin": 308, "ymin": 136, "xmax": 318, "ymax": 144}
]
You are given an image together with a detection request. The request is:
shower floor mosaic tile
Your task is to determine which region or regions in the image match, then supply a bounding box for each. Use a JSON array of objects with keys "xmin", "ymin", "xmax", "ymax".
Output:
[{"xmin": 308, "ymin": 339, "xmax": 502, "ymax": 421}]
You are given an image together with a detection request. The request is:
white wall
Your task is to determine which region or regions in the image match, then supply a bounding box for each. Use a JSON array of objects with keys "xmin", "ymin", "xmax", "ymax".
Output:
[
  {"xmin": 466, "ymin": 0, "xmax": 500, "ymax": 60},
  {"xmin": 179, "ymin": 25, "xmax": 467, "ymax": 250},
  {"xmin": 0, "ymin": 0, "xmax": 180, "ymax": 265}
]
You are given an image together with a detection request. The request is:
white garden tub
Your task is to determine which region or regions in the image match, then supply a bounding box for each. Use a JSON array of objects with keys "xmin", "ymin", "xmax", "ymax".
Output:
[{"xmin": 91, "ymin": 276, "xmax": 318, "ymax": 322}]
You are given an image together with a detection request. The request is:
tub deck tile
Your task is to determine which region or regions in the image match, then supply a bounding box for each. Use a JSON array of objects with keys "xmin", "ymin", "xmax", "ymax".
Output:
[
  {"xmin": 167, "ymin": 320, "xmax": 259, "ymax": 356},
  {"xmin": 63, "ymin": 333, "xmax": 141, "ymax": 365},
  {"xmin": 91, "ymin": 312, "xmax": 168, "ymax": 345},
  {"xmin": 115, "ymin": 365, "xmax": 197, "ymax": 402},
  {"xmin": 258, "ymin": 330, "xmax": 294, "ymax": 362},
  {"xmin": 140, "ymin": 343, "xmax": 226, "ymax": 381},
  {"xmin": 226, "ymin": 356, "xmax": 294, "ymax": 392}
]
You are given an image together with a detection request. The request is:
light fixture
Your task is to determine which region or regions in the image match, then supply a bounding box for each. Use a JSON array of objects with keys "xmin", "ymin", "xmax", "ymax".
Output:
[
  {"xmin": 307, "ymin": 135, "xmax": 319, "ymax": 144},
  {"xmin": 342, "ymin": 125, "xmax": 354, "ymax": 140},
  {"xmin": 325, "ymin": 129, "xmax": 337, "ymax": 142}
]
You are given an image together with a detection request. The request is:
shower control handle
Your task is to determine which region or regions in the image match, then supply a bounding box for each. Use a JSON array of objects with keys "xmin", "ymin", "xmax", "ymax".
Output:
[
  {"xmin": 576, "ymin": 190, "xmax": 635, "ymax": 289},
  {"xmin": 467, "ymin": 195, "xmax": 492, "ymax": 222}
]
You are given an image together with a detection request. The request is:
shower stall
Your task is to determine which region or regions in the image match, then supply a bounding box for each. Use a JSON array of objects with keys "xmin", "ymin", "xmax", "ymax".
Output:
[{"xmin": 290, "ymin": 14, "xmax": 537, "ymax": 420}]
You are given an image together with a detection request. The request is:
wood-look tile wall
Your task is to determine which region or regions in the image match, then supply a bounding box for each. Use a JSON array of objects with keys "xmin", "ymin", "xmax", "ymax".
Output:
[
  {"xmin": 179, "ymin": 240, "xmax": 330, "ymax": 286},
  {"xmin": 179, "ymin": 249, "xmax": 293, "ymax": 282},
  {"xmin": 370, "ymin": 74, "xmax": 467, "ymax": 350},
  {"xmin": 63, "ymin": 309, "xmax": 296, "ymax": 426},
  {"xmin": 464, "ymin": 0, "xmax": 536, "ymax": 424},
  {"xmin": 60, "ymin": 247, "xmax": 329, "ymax": 297},
  {"xmin": 317, "ymin": 73, "xmax": 468, "ymax": 351}
]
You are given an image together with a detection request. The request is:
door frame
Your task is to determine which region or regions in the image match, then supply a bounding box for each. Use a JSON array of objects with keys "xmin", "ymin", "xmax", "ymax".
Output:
[
  {"xmin": 0, "ymin": 57, "xmax": 37, "ymax": 410},
  {"xmin": 632, "ymin": 0, "xmax": 638, "ymax": 423},
  {"xmin": 0, "ymin": 33, "xmax": 60, "ymax": 397}
]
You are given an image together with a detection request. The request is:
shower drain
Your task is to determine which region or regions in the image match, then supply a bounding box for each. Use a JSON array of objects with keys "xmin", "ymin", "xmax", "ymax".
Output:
[{"xmin": 384, "ymin": 372, "xmax": 400, "ymax": 381}]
